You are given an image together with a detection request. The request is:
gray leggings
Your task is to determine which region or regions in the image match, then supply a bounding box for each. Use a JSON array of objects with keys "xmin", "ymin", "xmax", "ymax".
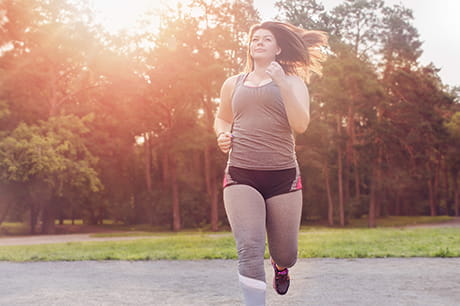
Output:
[{"xmin": 224, "ymin": 184, "xmax": 303, "ymax": 282}]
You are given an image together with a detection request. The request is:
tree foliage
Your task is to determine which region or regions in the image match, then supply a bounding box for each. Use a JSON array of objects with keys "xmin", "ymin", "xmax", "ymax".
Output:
[{"xmin": 0, "ymin": 0, "xmax": 458, "ymax": 233}]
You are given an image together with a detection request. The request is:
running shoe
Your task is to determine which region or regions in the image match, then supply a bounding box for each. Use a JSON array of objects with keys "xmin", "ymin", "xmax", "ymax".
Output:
[{"xmin": 271, "ymin": 258, "xmax": 290, "ymax": 295}]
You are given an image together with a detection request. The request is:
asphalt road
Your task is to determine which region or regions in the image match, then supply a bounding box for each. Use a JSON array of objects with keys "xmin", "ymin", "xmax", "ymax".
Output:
[{"xmin": 1, "ymin": 258, "xmax": 459, "ymax": 306}]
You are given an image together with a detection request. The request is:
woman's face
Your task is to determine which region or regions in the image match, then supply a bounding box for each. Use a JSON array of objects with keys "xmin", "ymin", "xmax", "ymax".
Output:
[{"xmin": 249, "ymin": 28, "xmax": 281, "ymax": 62}]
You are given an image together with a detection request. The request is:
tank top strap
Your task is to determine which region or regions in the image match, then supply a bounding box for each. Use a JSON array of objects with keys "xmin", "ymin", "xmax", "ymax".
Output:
[
  {"xmin": 231, "ymin": 73, "xmax": 249, "ymax": 100},
  {"xmin": 235, "ymin": 72, "xmax": 249, "ymax": 87}
]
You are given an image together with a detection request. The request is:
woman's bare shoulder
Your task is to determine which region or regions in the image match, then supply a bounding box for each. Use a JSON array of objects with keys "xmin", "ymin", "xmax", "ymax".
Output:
[
  {"xmin": 223, "ymin": 74, "xmax": 242, "ymax": 87},
  {"xmin": 286, "ymin": 74, "xmax": 306, "ymax": 84},
  {"xmin": 286, "ymin": 75, "xmax": 309, "ymax": 90},
  {"xmin": 221, "ymin": 74, "xmax": 244, "ymax": 94}
]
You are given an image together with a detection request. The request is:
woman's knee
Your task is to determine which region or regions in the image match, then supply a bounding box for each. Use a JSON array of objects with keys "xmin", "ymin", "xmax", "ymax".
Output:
[
  {"xmin": 238, "ymin": 248, "xmax": 266, "ymax": 281},
  {"xmin": 272, "ymin": 249, "xmax": 298, "ymax": 268}
]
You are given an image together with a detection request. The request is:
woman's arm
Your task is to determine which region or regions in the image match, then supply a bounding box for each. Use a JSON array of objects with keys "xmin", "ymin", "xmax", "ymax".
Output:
[
  {"xmin": 266, "ymin": 62, "xmax": 310, "ymax": 134},
  {"xmin": 278, "ymin": 75, "xmax": 310, "ymax": 134},
  {"xmin": 214, "ymin": 75, "xmax": 237, "ymax": 153}
]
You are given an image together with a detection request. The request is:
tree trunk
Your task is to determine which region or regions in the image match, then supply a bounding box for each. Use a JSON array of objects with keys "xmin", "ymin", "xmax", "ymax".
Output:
[
  {"xmin": 170, "ymin": 156, "xmax": 181, "ymax": 231},
  {"xmin": 344, "ymin": 157, "xmax": 350, "ymax": 216},
  {"xmin": 375, "ymin": 197, "xmax": 381, "ymax": 218},
  {"xmin": 434, "ymin": 162, "xmax": 440, "ymax": 214},
  {"xmin": 203, "ymin": 91, "xmax": 219, "ymax": 231},
  {"xmin": 428, "ymin": 178, "xmax": 437, "ymax": 216},
  {"xmin": 0, "ymin": 201, "xmax": 12, "ymax": 226},
  {"xmin": 368, "ymin": 166, "xmax": 377, "ymax": 228},
  {"xmin": 344, "ymin": 104, "xmax": 354, "ymax": 215},
  {"xmin": 337, "ymin": 149, "xmax": 345, "ymax": 226},
  {"xmin": 381, "ymin": 185, "xmax": 389, "ymax": 217},
  {"xmin": 337, "ymin": 115, "xmax": 345, "ymax": 226},
  {"xmin": 403, "ymin": 197, "xmax": 410, "ymax": 216},
  {"xmin": 455, "ymin": 189, "xmax": 459, "ymax": 217},
  {"xmin": 144, "ymin": 132, "xmax": 156, "ymax": 225},
  {"xmin": 161, "ymin": 149, "xmax": 170, "ymax": 187},
  {"xmin": 144, "ymin": 132, "xmax": 153, "ymax": 192},
  {"xmin": 453, "ymin": 171, "xmax": 459, "ymax": 217},
  {"xmin": 41, "ymin": 200, "xmax": 56, "ymax": 234},
  {"xmin": 322, "ymin": 160, "xmax": 334, "ymax": 226},
  {"xmin": 443, "ymin": 159, "xmax": 451, "ymax": 215},
  {"xmin": 353, "ymin": 154, "xmax": 361, "ymax": 202},
  {"xmin": 30, "ymin": 202, "xmax": 39, "ymax": 235},
  {"xmin": 71, "ymin": 205, "xmax": 76, "ymax": 225},
  {"xmin": 375, "ymin": 146, "xmax": 383, "ymax": 218},
  {"xmin": 204, "ymin": 145, "xmax": 219, "ymax": 231},
  {"xmin": 210, "ymin": 185, "xmax": 218, "ymax": 230},
  {"xmin": 395, "ymin": 190, "xmax": 401, "ymax": 216}
]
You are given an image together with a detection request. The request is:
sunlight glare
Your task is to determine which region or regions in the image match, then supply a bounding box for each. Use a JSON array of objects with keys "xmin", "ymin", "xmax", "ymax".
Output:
[
  {"xmin": 135, "ymin": 135, "xmax": 145, "ymax": 145},
  {"xmin": 90, "ymin": 0, "xmax": 182, "ymax": 34}
]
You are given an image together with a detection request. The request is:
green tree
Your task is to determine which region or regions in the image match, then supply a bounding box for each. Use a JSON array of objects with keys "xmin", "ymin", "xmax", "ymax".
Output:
[
  {"xmin": 313, "ymin": 43, "xmax": 384, "ymax": 226},
  {"xmin": 379, "ymin": 3, "xmax": 422, "ymax": 78},
  {"xmin": 0, "ymin": 0, "xmax": 100, "ymax": 121},
  {"xmin": 445, "ymin": 111, "xmax": 460, "ymax": 216},
  {"xmin": 142, "ymin": 13, "xmax": 211, "ymax": 231},
  {"xmin": 190, "ymin": 0, "xmax": 260, "ymax": 230},
  {"xmin": 132, "ymin": 1, "xmax": 260, "ymax": 231},
  {"xmin": 329, "ymin": 0, "xmax": 384, "ymax": 58},
  {"xmin": 0, "ymin": 115, "xmax": 101, "ymax": 233},
  {"xmin": 275, "ymin": 0, "xmax": 327, "ymax": 30}
]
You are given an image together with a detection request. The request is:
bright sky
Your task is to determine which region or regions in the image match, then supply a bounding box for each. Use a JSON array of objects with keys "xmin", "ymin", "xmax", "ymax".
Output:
[
  {"xmin": 254, "ymin": 0, "xmax": 460, "ymax": 88},
  {"xmin": 90, "ymin": 0, "xmax": 164, "ymax": 35},
  {"xmin": 91, "ymin": 0, "xmax": 459, "ymax": 87}
]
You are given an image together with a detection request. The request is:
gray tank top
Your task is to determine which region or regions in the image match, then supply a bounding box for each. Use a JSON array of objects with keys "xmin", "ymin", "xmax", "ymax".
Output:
[{"xmin": 228, "ymin": 73, "xmax": 297, "ymax": 170}]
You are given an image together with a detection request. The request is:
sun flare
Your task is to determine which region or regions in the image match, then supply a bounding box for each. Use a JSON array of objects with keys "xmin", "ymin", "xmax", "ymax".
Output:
[{"xmin": 90, "ymin": 0, "xmax": 182, "ymax": 33}]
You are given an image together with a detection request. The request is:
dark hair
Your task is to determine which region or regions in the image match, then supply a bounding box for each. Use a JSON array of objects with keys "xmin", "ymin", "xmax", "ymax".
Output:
[{"xmin": 245, "ymin": 21, "xmax": 328, "ymax": 80}]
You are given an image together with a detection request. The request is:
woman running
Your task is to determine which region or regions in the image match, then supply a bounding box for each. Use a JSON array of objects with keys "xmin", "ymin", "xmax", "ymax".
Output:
[{"xmin": 214, "ymin": 21, "xmax": 328, "ymax": 306}]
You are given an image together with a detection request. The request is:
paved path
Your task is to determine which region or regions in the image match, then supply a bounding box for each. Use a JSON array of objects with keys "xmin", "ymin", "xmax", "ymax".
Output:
[
  {"xmin": 0, "ymin": 233, "xmax": 157, "ymax": 246},
  {"xmin": 1, "ymin": 258, "xmax": 459, "ymax": 306}
]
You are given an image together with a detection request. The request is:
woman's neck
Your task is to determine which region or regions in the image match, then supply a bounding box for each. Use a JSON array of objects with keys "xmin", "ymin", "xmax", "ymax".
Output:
[{"xmin": 251, "ymin": 61, "xmax": 272, "ymax": 80}]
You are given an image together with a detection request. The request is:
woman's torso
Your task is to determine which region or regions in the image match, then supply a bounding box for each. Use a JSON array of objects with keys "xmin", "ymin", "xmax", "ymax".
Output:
[{"xmin": 228, "ymin": 73, "xmax": 297, "ymax": 170}]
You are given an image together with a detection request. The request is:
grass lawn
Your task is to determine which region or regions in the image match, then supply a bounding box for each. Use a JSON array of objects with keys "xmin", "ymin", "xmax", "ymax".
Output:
[
  {"xmin": 0, "ymin": 226, "xmax": 459, "ymax": 262},
  {"xmin": 0, "ymin": 216, "xmax": 455, "ymax": 237}
]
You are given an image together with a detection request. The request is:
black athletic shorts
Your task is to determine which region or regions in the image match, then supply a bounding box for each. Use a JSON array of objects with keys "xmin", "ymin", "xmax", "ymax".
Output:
[{"xmin": 223, "ymin": 165, "xmax": 302, "ymax": 200}]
